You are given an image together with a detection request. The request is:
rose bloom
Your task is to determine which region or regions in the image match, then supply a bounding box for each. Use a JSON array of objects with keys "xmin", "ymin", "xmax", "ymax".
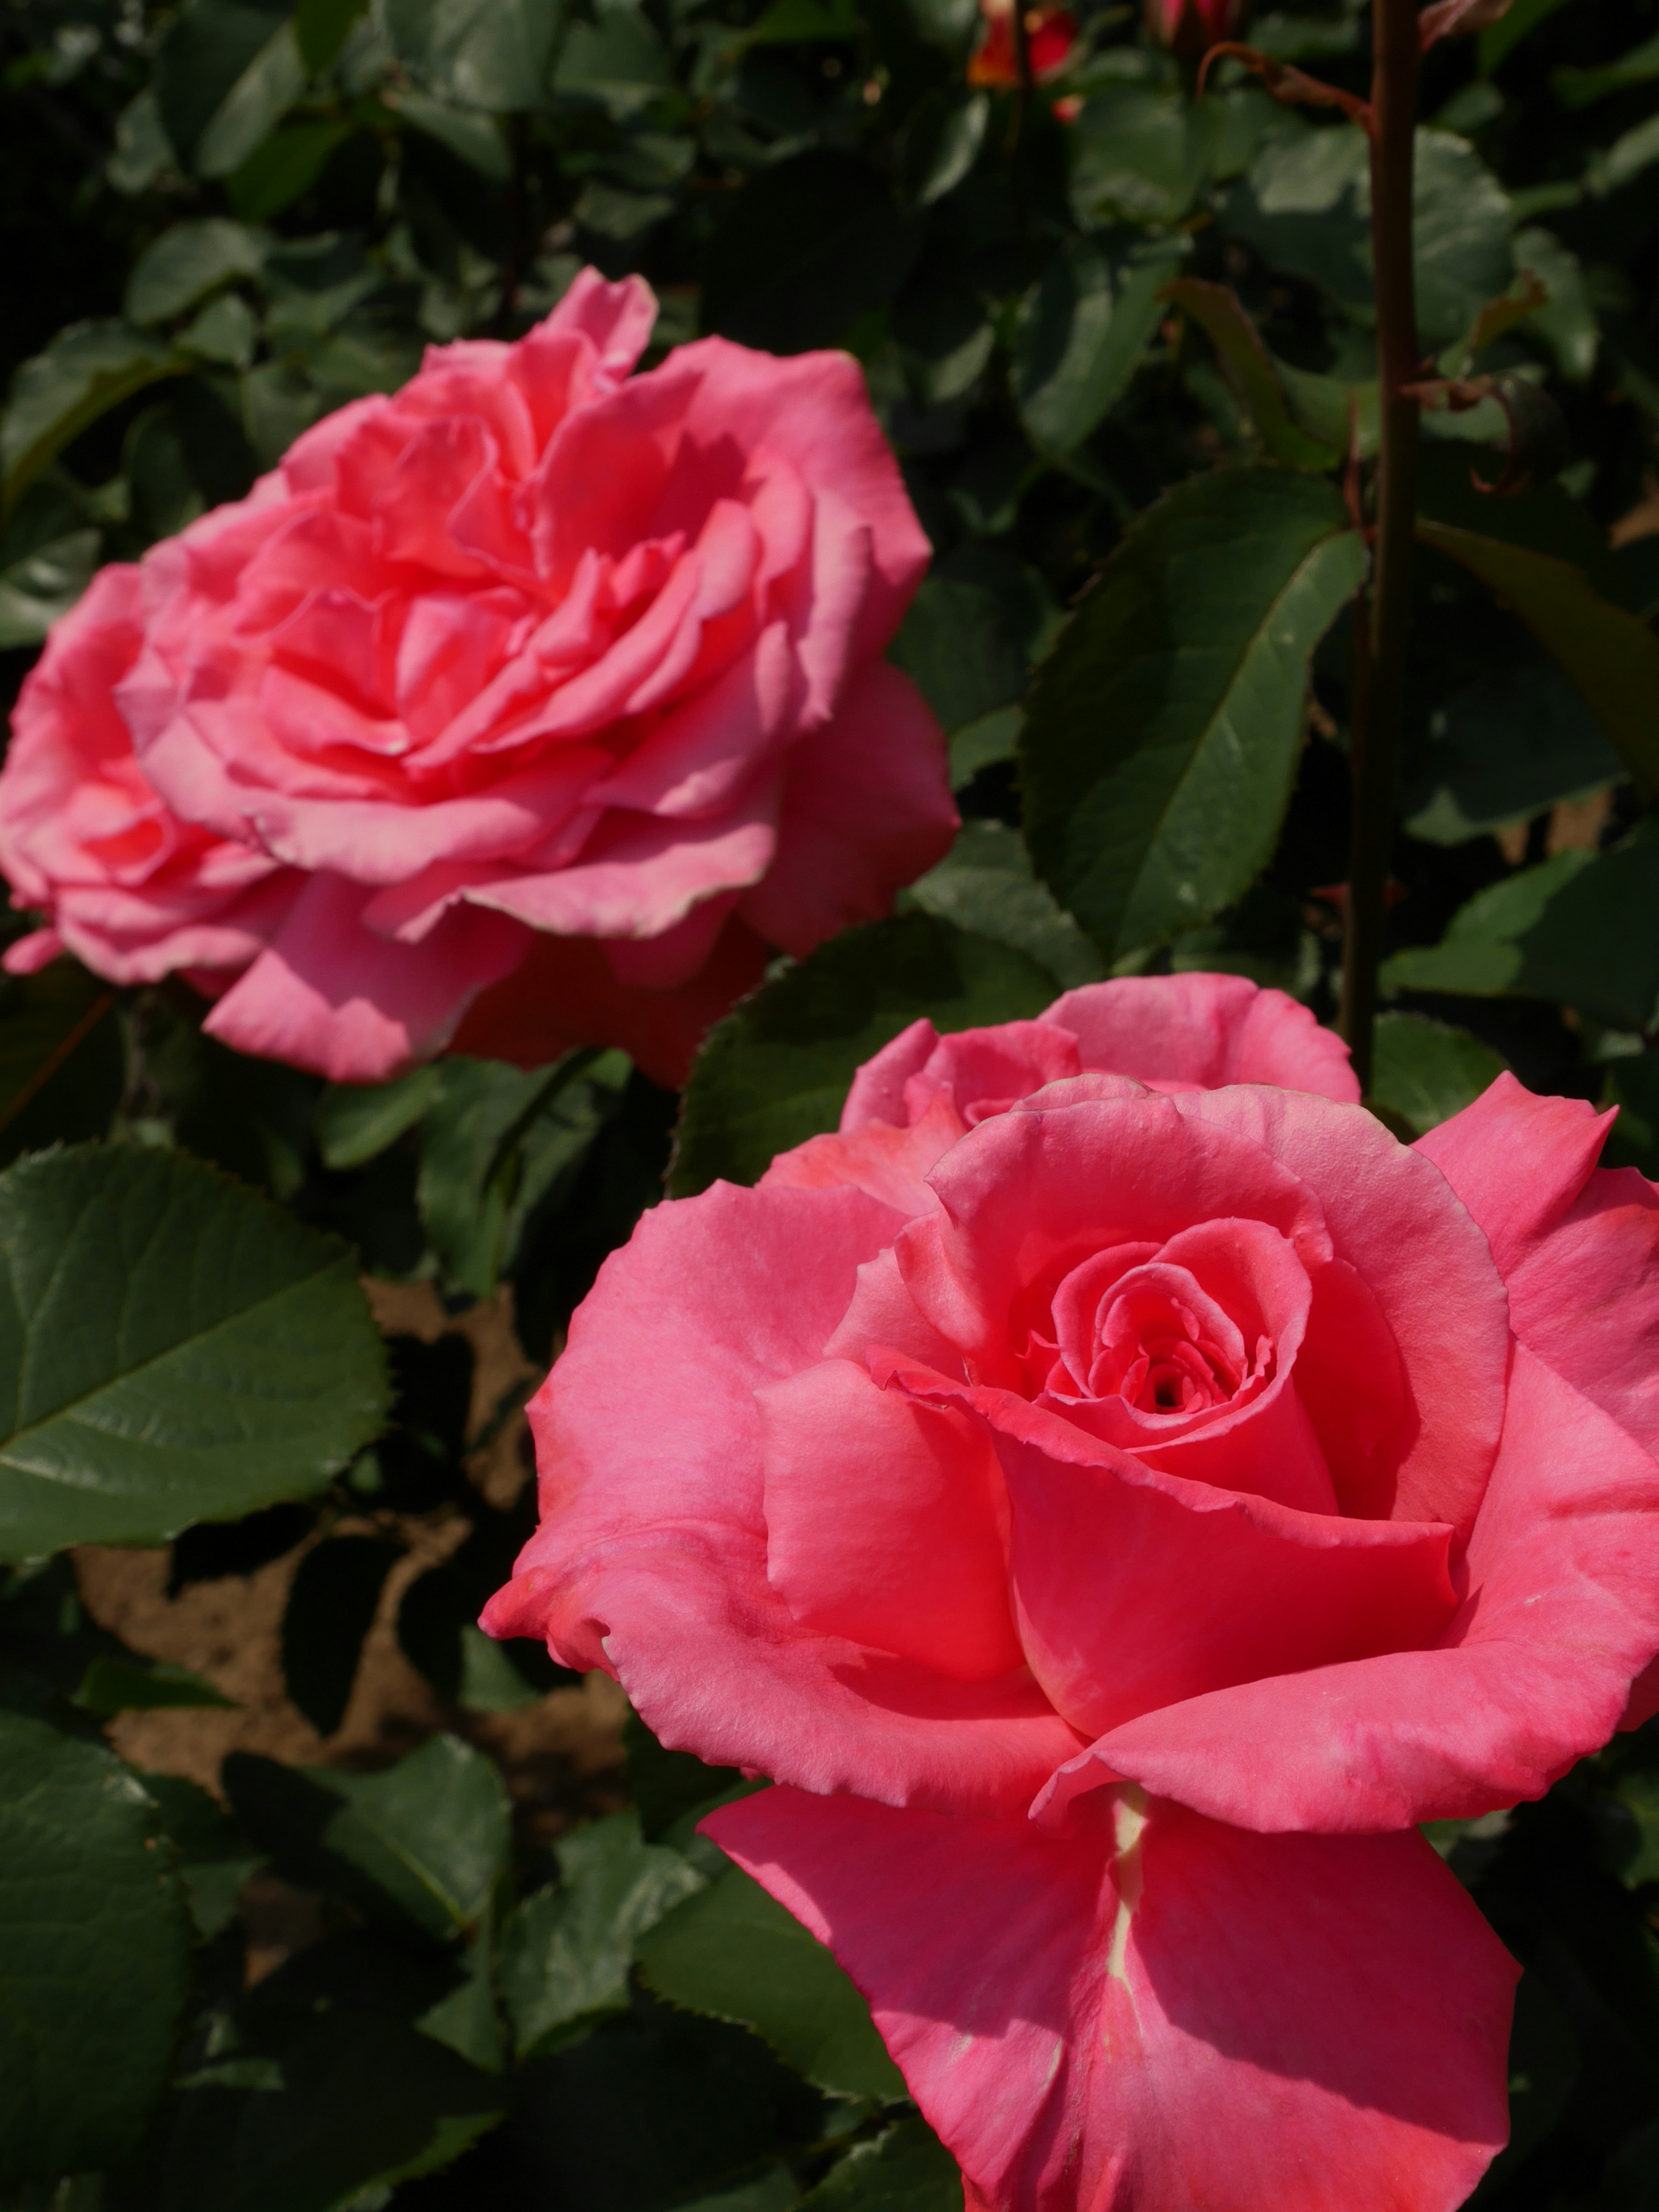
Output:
[
  {"xmin": 0, "ymin": 270, "xmax": 955, "ymax": 1087},
  {"xmin": 968, "ymin": 0, "xmax": 1078, "ymax": 87},
  {"xmin": 1145, "ymin": 0, "xmax": 1245, "ymax": 54},
  {"xmin": 485, "ymin": 973, "xmax": 1659, "ymax": 2212}
]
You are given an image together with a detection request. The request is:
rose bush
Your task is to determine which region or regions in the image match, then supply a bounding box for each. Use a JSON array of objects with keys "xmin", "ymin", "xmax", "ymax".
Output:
[
  {"xmin": 0, "ymin": 270, "xmax": 955, "ymax": 1087},
  {"xmin": 485, "ymin": 972, "xmax": 1659, "ymax": 2212}
]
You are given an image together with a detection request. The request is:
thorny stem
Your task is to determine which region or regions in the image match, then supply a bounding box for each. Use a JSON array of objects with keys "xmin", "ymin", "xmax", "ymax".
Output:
[{"xmin": 1340, "ymin": 0, "xmax": 1421, "ymax": 1095}]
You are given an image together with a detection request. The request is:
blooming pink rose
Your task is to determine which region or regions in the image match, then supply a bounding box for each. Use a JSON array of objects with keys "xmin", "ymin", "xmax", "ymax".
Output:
[
  {"xmin": 485, "ymin": 972, "xmax": 1659, "ymax": 2212},
  {"xmin": 0, "ymin": 270, "xmax": 956, "ymax": 1087}
]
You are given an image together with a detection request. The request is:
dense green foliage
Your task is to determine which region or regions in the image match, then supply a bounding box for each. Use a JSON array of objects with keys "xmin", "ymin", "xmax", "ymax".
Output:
[{"xmin": 5, "ymin": 0, "xmax": 1659, "ymax": 2200}]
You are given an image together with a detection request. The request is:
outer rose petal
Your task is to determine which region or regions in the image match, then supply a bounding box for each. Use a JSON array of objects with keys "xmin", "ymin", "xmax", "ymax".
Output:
[
  {"xmin": 758, "ymin": 1359, "xmax": 1022, "ymax": 1681},
  {"xmin": 1419, "ymin": 1073, "xmax": 1659, "ymax": 1465},
  {"xmin": 1046, "ymin": 975, "xmax": 1361, "ymax": 1103},
  {"xmin": 483, "ymin": 1182, "xmax": 1081, "ymax": 1813},
  {"xmin": 204, "ymin": 869, "xmax": 529, "ymax": 1081},
  {"xmin": 451, "ymin": 911, "xmax": 770, "ymax": 1089},
  {"xmin": 1043, "ymin": 1344, "xmax": 1659, "ymax": 1833},
  {"xmin": 741, "ymin": 663, "xmax": 957, "ymax": 957},
  {"xmin": 706, "ymin": 1785, "xmax": 1515, "ymax": 2212},
  {"xmin": 761, "ymin": 1091, "xmax": 966, "ymax": 1215}
]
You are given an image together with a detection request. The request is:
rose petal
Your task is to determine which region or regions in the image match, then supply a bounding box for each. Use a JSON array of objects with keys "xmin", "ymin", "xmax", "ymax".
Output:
[
  {"xmin": 741, "ymin": 663, "xmax": 956, "ymax": 957},
  {"xmin": 759, "ymin": 1357, "xmax": 1021, "ymax": 1681},
  {"xmin": 1047, "ymin": 1343, "xmax": 1659, "ymax": 1832},
  {"xmin": 482, "ymin": 1181, "xmax": 1081, "ymax": 1812},
  {"xmin": 203, "ymin": 868, "xmax": 528, "ymax": 1081},
  {"xmin": 1045, "ymin": 975, "xmax": 1361, "ymax": 1103},
  {"xmin": 705, "ymin": 1784, "xmax": 1515, "ymax": 2212}
]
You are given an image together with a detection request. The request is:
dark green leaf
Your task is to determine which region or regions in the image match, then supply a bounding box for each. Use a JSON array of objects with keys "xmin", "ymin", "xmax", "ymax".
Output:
[
  {"xmin": 76, "ymin": 1654, "xmax": 235, "ymax": 1716},
  {"xmin": 903, "ymin": 822, "xmax": 1106, "ymax": 990},
  {"xmin": 1163, "ymin": 278, "xmax": 1343, "ymax": 471},
  {"xmin": 1418, "ymin": 520, "xmax": 1659, "ymax": 802},
  {"xmin": 153, "ymin": 0, "xmax": 292, "ymax": 166},
  {"xmin": 1022, "ymin": 467, "xmax": 1367, "ymax": 960},
  {"xmin": 125, "ymin": 219, "xmax": 267, "ymax": 326},
  {"xmin": 388, "ymin": 0, "xmax": 564, "ymax": 108},
  {"xmin": 0, "ymin": 524, "xmax": 100, "ymax": 647},
  {"xmin": 0, "ymin": 1146, "xmax": 390, "ymax": 1559},
  {"xmin": 385, "ymin": 89, "xmax": 512, "ymax": 180},
  {"xmin": 1069, "ymin": 77, "xmax": 1210, "ymax": 226},
  {"xmin": 702, "ymin": 151, "xmax": 921, "ymax": 355},
  {"xmin": 670, "ymin": 913, "xmax": 1058, "ymax": 1196},
  {"xmin": 193, "ymin": 20, "xmax": 307, "ymax": 176},
  {"xmin": 139, "ymin": 1769, "xmax": 266, "ymax": 1939},
  {"xmin": 227, "ymin": 120, "xmax": 354, "ymax": 221},
  {"xmin": 0, "ymin": 960, "xmax": 120, "ymax": 1165},
  {"xmin": 637, "ymin": 1860, "xmax": 907, "ymax": 2101},
  {"xmin": 1367, "ymin": 1013, "xmax": 1506, "ymax": 1137},
  {"xmin": 800, "ymin": 2117, "xmax": 963, "ymax": 2212},
  {"xmin": 0, "ymin": 1687, "xmax": 193, "ymax": 2183},
  {"xmin": 280, "ymin": 1533, "xmax": 399, "ymax": 1736},
  {"xmin": 1402, "ymin": 660, "xmax": 1624, "ymax": 844},
  {"xmin": 512, "ymin": 2005, "xmax": 823, "ymax": 2212},
  {"xmin": 1221, "ymin": 124, "xmax": 1512, "ymax": 351},
  {"xmin": 626, "ymin": 1707, "xmax": 748, "ymax": 1842},
  {"xmin": 315, "ymin": 1063, "xmax": 442, "ymax": 1168},
  {"xmin": 296, "ymin": 0, "xmax": 371, "ymax": 72},
  {"xmin": 1014, "ymin": 234, "xmax": 1189, "ymax": 457},
  {"xmin": 153, "ymin": 1931, "xmax": 505, "ymax": 2212},
  {"xmin": 223, "ymin": 1734, "xmax": 511, "ymax": 1942},
  {"xmin": 1381, "ymin": 822, "xmax": 1659, "ymax": 1031},
  {"xmin": 500, "ymin": 1812, "xmax": 707, "ymax": 2055},
  {"xmin": 1603, "ymin": 1052, "xmax": 1659, "ymax": 1179},
  {"xmin": 2, "ymin": 321, "xmax": 185, "ymax": 512},
  {"xmin": 899, "ymin": 89, "xmax": 988, "ymax": 207}
]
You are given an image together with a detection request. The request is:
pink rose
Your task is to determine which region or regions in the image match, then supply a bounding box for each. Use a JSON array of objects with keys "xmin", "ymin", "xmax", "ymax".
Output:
[
  {"xmin": 0, "ymin": 270, "xmax": 956, "ymax": 1087},
  {"xmin": 485, "ymin": 973, "xmax": 1659, "ymax": 2212}
]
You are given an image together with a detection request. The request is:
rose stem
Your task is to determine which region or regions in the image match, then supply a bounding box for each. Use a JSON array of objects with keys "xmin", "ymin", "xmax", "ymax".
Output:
[
  {"xmin": 1339, "ymin": 0, "xmax": 1421, "ymax": 1096},
  {"xmin": 1007, "ymin": 0, "xmax": 1036, "ymax": 273}
]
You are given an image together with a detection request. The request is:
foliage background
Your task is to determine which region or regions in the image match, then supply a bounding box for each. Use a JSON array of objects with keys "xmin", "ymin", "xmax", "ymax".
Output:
[{"xmin": 5, "ymin": 0, "xmax": 1659, "ymax": 2202}]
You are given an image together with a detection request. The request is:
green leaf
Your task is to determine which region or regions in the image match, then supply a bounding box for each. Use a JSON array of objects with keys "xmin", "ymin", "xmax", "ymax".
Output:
[
  {"xmin": 152, "ymin": 1931, "xmax": 505, "ymax": 2212},
  {"xmin": 140, "ymin": 1770, "xmax": 266, "ymax": 1939},
  {"xmin": 0, "ymin": 1687, "xmax": 193, "ymax": 2183},
  {"xmin": 1163, "ymin": 278, "xmax": 1342, "ymax": 471},
  {"xmin": 315, "ymin": 1063, "xmax": 442, "ymax": 1168},
  {"xmin": 800, "ymin": 2117, "xmax": 963, "ymax": 2212},
  {"xmin": 227, "ymin": 121, "xmax": 353, "ymax": 222},
  {"xmin": 702, "ymin": 150, "xmax": 920, "ymax": 355},
  {"xmin": 1069, "ymin": 78, "xmax": 1210, "ymax": 226},
  {"xmin": 638, "ymin": 1859, "xmax": 906, "ymax": 2101},
  {"xmin": 417, "ymin": 1052, "xmax": 623, "ymax": 1299},
  {"xmin": 1367, "ymin": 1013, "xmax": 1506, "ymax": 1137},
  {"xmin": 1478, "ymin": 0, "xmax": 1570, "ymax": 69},
  {"xmin": 669, "ymin": 913, "xmax": 1058, "ymax": 1197},
  {"xmin": 384, "ymin": 88, "xmax": 512, "ymax": 180},
  {"xmin": 224, "ymin": 1734, "xmax": 512, "ymax": 1943},
  {"xmin": 1553, "ymin": 28, "xmax": 1659, "ymax": 108},
  {"xmin": 1021, "ymin": 467, "xmax": 1367, "ymax": 960},
  {"xmin": 2, "ymin": 321, "xmax": 185, "ymax": 512},
  {"xmin": 154, "ymin": 0, "xmax": 293, "ymax": 166},
  {"xmin": 625, "ymin": 1707, "xmax": 747, "ymax": 1842},
  {"xmin": 1381, "ymin": 823, "xmax": 1659, "ymax": 1032},
  {"xmin": 295, "ymin": 0, "xmax": 371, "ymax": 72},
  {"xmin": 1221, "ymin": 124, "xmax": 1512, "ymax": 351},
  {"xmin": 903, "ymin": 822, "xmax": 1106, "ymax": 991},
  {"xmin": 280, "ymin": 1533, "xmax": 400, "ymax": 1736},
  {"xmin": 899, "ymin": 89, "xmax": 988, "ymax": 207},
  {"xmin": 0, "ymin": 1145, "xmax": 390, "ymax": 1560},
  {"xmin": 1602, "ymin": 1052, "xmax": 1659, "ymax": 1179},
  {"xmin": 1014, "ymin": 234, "xmax": 1189, "ymax": 458},
  {"xmin": 1418, "ymin": 520, "xmax": 1659, "ymax": 801},
  {"xmin": 388, "ymin": 0, "xmax": 564, "ymax": 108},
  {"xmin": 0, "ymin": 524, "xmax": 100, "ymax": 648},
  {"xmin": 1401, "ymin": 660, "xmax": 1623, "ymax": 845},
  {"xmin": 194, "ymin": 20, "xmax": 308, "ymax": 177},
  {"xmin": 0, "ymin": 959, "xmax": 118, "ymax": 1166},
  {"xmin": 500, "ymin": 1812, "xmax": 708, "ymax": 2056},
  {"xmin": 76, "ymin": 1654, "xmax": 236, "ymax": 1716},
  {"xmin": 125, "ymin": 218, "xmax": 267, "ymax": 326},
  {"xmin": 1511, "ymin": 226, "xmax": 1599, "ymax": 384}
]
